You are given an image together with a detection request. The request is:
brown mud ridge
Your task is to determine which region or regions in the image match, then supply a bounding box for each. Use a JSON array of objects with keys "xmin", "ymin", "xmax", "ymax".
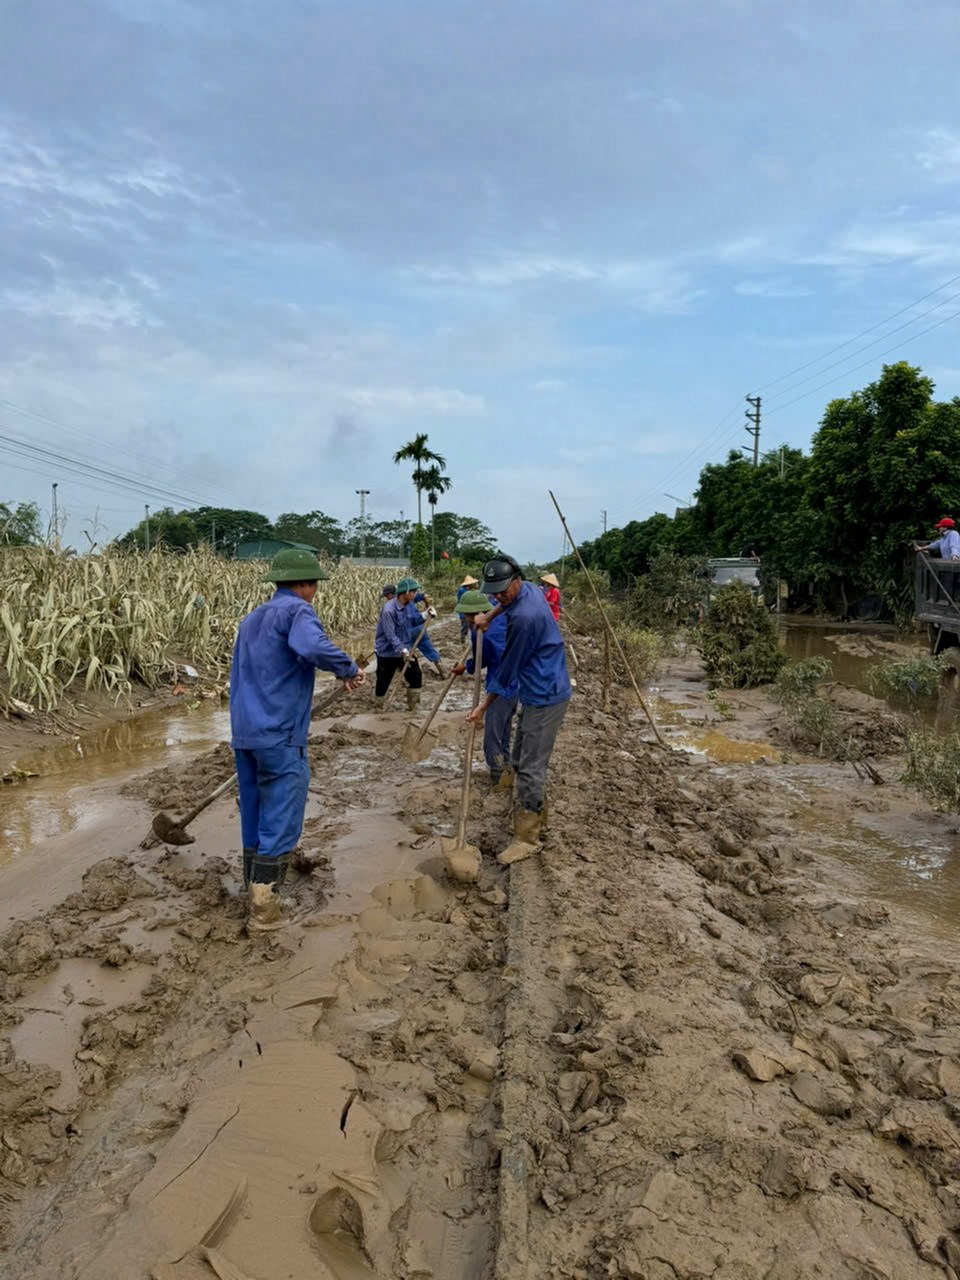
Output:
[{"xmin": 0, "ymin": 639, "xmax": 959, "ymax": 1277}]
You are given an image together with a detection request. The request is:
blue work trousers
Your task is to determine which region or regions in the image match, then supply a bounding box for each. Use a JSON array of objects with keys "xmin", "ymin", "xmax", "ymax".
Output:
[
  {"xmin": 234, "ymin": 745, "xmax": 310, "ymax": 859},
  {"xmin": 484, "ymin": 695, "xmax": 518, "ymax": 778}
]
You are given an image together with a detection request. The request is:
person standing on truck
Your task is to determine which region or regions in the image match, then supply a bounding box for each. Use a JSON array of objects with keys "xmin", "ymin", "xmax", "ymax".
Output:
[{"xmin": 915, "ymin": 517, "xmax": 960, "ymax": 560}]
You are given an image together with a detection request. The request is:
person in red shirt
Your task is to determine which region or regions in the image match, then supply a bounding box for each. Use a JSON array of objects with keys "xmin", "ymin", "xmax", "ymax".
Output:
[{"xmin": 539, "ymin": 572, "xmax": 561, "ymax": 621}]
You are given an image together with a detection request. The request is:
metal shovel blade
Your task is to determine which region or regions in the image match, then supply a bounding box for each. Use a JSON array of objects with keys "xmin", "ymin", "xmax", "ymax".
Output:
[
  {"xmin": 151, "ymin": 810, "xmax": 196, "ymax": 846},
  {"xmin": 401, "ymin": 722, "xmax": 437, "ymax": 763},
  {"xmin": 439, "ymin": 835, "xmax": 481, "ymax": 884}
]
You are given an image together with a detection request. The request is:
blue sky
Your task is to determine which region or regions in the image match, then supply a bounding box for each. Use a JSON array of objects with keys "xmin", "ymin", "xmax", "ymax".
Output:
[{"xmin": 2, "ymin": 0, "xmax": 960, "ymax": 560}]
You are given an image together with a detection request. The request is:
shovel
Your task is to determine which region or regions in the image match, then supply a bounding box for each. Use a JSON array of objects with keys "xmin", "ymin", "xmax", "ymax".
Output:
[
  {"xmin": 440, "ymin": 629, "xmax": 484, "ymax": 884},
  {"xmin": 310, "ymin": 652, "xmax": 372, "ymax": 720},
  {"xmin": 145, "ymin": 656, "xmax": 371, "ymax": 849},
  {"xmin": 382, "ymin": 618, "xmax": 431, "ymax": 711},
  {"xmin": 144, "ymin": 772, "xmax": 238, "ymax": 848},
  {"xmin": 401, "ymin": 641, "xmax": 471, "ymax": 762}
]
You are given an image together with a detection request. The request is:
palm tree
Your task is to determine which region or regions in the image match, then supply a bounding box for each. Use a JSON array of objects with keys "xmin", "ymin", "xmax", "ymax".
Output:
[
  {"xmin": 393, "ymin": 433, "xmax": 447, "ymax": 526},
  {"xmin": 420, "ymin": 464, "xmax": 452, "ymax": 567}
]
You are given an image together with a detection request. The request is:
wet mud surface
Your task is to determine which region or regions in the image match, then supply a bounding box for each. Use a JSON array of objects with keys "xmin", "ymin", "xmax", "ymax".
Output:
[{"xmin": 1, "ymin": 626, "xmax": 960, "ymax": 1277}]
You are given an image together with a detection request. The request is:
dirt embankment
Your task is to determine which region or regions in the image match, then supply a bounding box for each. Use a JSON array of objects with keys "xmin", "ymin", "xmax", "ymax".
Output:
[{"xmin": 0, "ymin": 627, "xmax": 959, "ymax": 1277}]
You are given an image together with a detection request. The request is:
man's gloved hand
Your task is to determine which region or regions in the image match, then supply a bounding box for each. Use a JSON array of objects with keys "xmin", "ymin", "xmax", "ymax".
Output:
[{"xmin": 401, "ymin": 648, "xmax": 411, "ymax": 659}]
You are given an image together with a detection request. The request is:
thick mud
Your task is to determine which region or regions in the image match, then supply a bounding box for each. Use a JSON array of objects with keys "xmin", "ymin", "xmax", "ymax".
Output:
[{"xmin": 1, "ymin": 625, "xmax": 960, "ymax": 1277}]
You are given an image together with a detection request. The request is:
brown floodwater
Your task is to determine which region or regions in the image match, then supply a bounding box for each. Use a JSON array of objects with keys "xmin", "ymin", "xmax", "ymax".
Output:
[{"xmin": 0, "ymin": 701, "xmax": 230, "ymax": 865}]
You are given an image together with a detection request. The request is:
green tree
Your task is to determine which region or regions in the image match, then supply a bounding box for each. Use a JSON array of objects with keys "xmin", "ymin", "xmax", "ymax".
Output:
[
  {"xmin": 431, "ymin": 512, "xmax": 496, "ymax": 560},
  {"xmin": 409, "ymin": 523, "xmax": 430, "ymax": 572},
  {"xmin": 272, "ymin": 510, "xmax": 345, "ymax": 554},
  {"xmin": 393, "ymin": 433, "xmax": 447, "ymax": 526},
  {"xmin": 119, "ymin": 507, "xmax": 198, "ymax": 551},
  {"xmin": 0, "ymin": 501, "xmax": 42, "ymax": 546},
  {"xmin": 191, "ymin": 506, "xmax": 273, "ymax": 552},
  {"xmin": 420, "ymin": 463, "xmax": 453, "ymax": 566}
]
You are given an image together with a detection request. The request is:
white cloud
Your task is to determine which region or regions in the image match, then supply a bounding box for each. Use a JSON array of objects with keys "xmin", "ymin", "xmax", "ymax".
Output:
[
  {"xmin": 1, "ymin": 282, "xmax": 151, "ymax": 329},
  {"xmin": 533, "ymin": 378, "xmax": 568, "ymax": 392},
  {"xmin": 343, "ymin": 385, "xmax": 485, "ymax": 414},
  {"xmin": 916, "ymin": 128, "xmax": 960, "ymax": 177},
  {"xmin": 735, "ymin": 277, "xmax": 813, "ymax": 298},
  {"xmin": 405, "ymin": 253, "xmax": 700, "ymax": 314}
]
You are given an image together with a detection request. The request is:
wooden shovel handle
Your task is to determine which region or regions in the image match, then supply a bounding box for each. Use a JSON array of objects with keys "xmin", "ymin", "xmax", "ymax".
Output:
[
  {"xmin": 413, "ymin": 640, "xmax": 472, "ymax": 746},
  {"xmin": 457, "ymin": 629, "xmax": 484, "ymax": 846},
  {"xmin": 176, "ymin": 772, "xmax": 238, "ymax": 830},
  {"xmin": 383, "ymin": 619, "xmax": 431, "ymax": 710}
]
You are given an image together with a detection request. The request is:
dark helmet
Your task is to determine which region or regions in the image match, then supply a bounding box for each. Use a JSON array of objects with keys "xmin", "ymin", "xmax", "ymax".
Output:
[
  {"xmin": 482, "ymin": 554, "xmax": 523, "ymax": 593},
  {"xmin": 381, "ymin": 583, "xmax": 397, "ymax": 597}
]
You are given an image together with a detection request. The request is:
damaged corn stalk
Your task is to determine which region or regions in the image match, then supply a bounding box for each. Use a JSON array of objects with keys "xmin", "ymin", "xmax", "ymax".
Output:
[{"xmin": 0, "ymin": 547, "xmax": 383, "ymax": 712}]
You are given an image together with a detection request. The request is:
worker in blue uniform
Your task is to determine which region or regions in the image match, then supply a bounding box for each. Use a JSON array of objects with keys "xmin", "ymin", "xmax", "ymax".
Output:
[
  {"xmin": 230, "ymin": 548, "xmax": 364, "ymax": 931},
  {"xmin": 452, "ymin": 589, "xmax": 516, "ymax": 786},
  {"xmin": 404, "ymin": 594, "xmax": 445, "ymax": 679},
  {"xmin": 374, "ymin": 576, "xmax": 437, "ymax": 710},
  {"xmin": 469, "ymin": 554, "xmax": 571, "ymax": 862}
]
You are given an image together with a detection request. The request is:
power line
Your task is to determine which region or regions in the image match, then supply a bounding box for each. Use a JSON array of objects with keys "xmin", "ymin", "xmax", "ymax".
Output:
[
  {"xmin": 753, "ymin": 269, "xmax": 960, "ymax": 395},
  {"xmin": 764, "ymin": 303, "xmax": 960, "ymax": 419},
  {"xmin": 0, "ymin": 430, "xmax": 222, "ymax": 508},
  {"xmin": 646, "ymin": 282, "xmax": 960, "ymax": 507},
  {"xmin": 0, "ymin": 455, "xmax": 158, "ymax": 514},
  {"xmin": 0, "ymin": 396, "xmax": 239, "ymax": 507},
  {"xmin": 636, "ymin": 397, "xmax": 745, "ymax": 503},
  {"xmin": 762, "ymin": 283, "xmax": 960, "ymax": 406}
]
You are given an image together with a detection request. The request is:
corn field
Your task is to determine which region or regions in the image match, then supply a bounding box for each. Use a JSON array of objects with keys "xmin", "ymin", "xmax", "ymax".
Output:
[{"xmin": 0, "ymin": 547, "xmax": 385, "ymax": 712}]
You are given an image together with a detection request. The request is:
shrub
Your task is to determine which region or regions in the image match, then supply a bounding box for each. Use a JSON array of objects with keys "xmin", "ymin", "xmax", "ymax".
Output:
[
  {"xmin": 697, "ymin": 581, "xmax": 786, "ymax": 688},
  {"xmin": 869, "ymin": 655, "xmax": 940, "ymax": 704},
  {"xmin": 613, "ymin": 624, "xmax": 662, "ymax": 682},
  {"xmin": 903, "ymin": 725, "xmax": 960, "ymax": 813},
  {"xmin": 628, "ymin": 551, "xmax": 705, "ymax": 633}
]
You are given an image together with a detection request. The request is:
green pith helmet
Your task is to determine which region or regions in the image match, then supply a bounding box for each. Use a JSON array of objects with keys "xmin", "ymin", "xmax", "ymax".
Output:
[
  {"xmin": 396, "ymin": 576, "xmax": 420, "ymax": 593},
  {"xmin": 455, "ymin": 589, "xmax": 494, "ymax": 614},
  {"xmin": 262, "ymin": 547, "xmax": 330, "ymax": 583}
]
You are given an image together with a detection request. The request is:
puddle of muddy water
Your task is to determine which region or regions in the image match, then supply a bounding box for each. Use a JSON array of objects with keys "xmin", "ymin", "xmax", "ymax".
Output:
[{"xmin": 0, "ymin": 702, "xmax": 229, "ymax": 865}]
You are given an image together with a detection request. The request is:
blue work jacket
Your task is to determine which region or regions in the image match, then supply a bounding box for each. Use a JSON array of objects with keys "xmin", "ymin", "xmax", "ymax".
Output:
[
  {"xmin": 403, "ymin": 600, "xmax": 440, "ymax": 664},
  {"xmin": 927, "ymin": 530, "xmax": 960, "ymax": 559},
  {"xmin": 375, "ymin": 598, "xmax": 439, "ymax": 662},
  {"xmin": 230, "ymin": 589, "xmax": 358, "ymax": 749},
  {"xmin": 486, "ymin": 581, "xmax": 571, "ymax": 707},
  {"xmin": 465, "ymin": 610, "xmax": 507, "ymax": 683}
]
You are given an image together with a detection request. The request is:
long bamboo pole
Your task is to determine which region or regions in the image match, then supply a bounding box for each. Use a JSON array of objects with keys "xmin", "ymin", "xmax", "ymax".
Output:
[{"xmin": 548, "ymin": 490, "xmax": 665, "ymax": 747}]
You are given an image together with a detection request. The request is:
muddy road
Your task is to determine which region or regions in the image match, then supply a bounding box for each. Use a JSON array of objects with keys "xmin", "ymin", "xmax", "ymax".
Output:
[{"xmin": 2, "ymin": 624, "xmax": 960, "ymax": 1277}]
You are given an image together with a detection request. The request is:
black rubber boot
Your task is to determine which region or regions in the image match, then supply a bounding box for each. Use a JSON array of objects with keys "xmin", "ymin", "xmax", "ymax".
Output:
[
  {"xmin": 247, "ymin": 854, "xmax": 289, "ymax": 933},
  {"xmin": 242, "ymin": 847, "xmax": 257, "ymax": 888}
]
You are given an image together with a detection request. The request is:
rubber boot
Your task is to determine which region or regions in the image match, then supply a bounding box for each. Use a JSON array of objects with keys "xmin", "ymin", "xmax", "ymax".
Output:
[
  {"xmin": 246, "ymin": 855, "xmax": 288, "ymax": 933},
  {"xmin": 495, "ymin": 766, "xmax": 516, "ymax": 792},
  {"xmin": 241, "ymin": 846, "xmax": 257, "ymax": 888},
  {"xmin": 498, "ymin": 808, "xmax": 543, "ymax": 866},
  {"xmin": 405, "ymin": 687, "xmax": 421, "ymax": 713},
  {"xmin": 374, "ymin": 695, "xmax": 386, "ymax": 713}
]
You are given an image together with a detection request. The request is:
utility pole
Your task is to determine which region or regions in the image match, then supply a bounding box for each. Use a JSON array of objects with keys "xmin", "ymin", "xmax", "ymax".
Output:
[
  {"xmin": 211, "ymin": 518, "xmax": 217, "ymax": 553},
  {"xmin": 745, "ymin": 395, "xmax": 761, "ymax": 467},
  {"xmin": 144, "ymin": 504, "xmax": 151, "ymax": 553},
  {"xmin": 602, "ymin": 509, "xmax": 608, "ymax": 534},
  {"xmin": 355, "ymin": 489, "xmax": 370, "ymax": 557},
  {"xmin": 51, "ymin": 482, "xmax": 58, "ymax": 543}
]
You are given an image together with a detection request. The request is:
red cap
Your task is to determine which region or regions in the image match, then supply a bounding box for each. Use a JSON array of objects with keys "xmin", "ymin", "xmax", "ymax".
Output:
[{"xmin": 936, "ymin": 518, "xmax": 956, "ymax": 529}]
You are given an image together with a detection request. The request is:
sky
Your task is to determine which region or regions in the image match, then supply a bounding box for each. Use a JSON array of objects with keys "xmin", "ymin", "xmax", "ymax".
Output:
[{"xmin": 2, "ymin": 0, "xmax": 960, "ymax": 561}]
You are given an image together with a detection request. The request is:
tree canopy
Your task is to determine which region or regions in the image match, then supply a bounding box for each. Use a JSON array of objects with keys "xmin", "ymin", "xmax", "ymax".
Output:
[{"xmin": 581, "ymin": 362, "xmax": 960, "ymax": 615}]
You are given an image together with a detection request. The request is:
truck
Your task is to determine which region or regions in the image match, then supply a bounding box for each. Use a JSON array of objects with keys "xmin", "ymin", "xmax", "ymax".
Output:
[{"xmin": 914, "ymin": 551, "xmax": 960, "ymax": 682}]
